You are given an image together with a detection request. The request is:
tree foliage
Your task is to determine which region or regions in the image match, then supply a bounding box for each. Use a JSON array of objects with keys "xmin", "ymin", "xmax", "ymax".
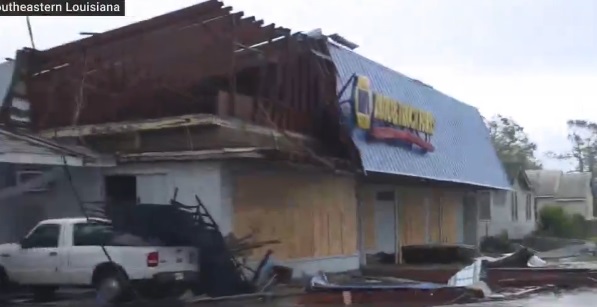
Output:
[
  {"xmin": 546, "ymin": 120, "xmax": 597, "ymax": 173},
  {"xmin": 486, "ymin": 115, "xmax": 542, "ymax": 173}
]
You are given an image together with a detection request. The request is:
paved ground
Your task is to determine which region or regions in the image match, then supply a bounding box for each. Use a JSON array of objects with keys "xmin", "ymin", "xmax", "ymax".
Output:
[
  {"xmin": 7, "ymin": 292, "xmax": 597, "ymax": 307},
  {"xmin": 537, "ymin": 242, "xmax": 597, "ymax": 260},
  {"xmin": 8, "ymin": 247, "xmax": 597, "ymax": 307},
  {"xmin": 450, "ymin": 289, "xmax": 597, "ymax": 307},
  {"xmin": 9, "ymin": 289, "xmax": 597, "ymax": 307}
]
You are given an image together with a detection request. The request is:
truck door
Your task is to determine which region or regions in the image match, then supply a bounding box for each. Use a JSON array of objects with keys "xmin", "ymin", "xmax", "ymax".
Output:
[
  {"xmin": 12, "ymin": 223, "xmax": 63, "ymax": 284},
  {"xmin": 66, "ymin": 221, "xmax": 115, "ymax": 285}
]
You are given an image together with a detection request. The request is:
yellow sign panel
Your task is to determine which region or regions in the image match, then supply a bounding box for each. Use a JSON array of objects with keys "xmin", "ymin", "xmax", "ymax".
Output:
[{"xmin": 353, "ymin": 76, "xmax": 435, "ymax": 135}]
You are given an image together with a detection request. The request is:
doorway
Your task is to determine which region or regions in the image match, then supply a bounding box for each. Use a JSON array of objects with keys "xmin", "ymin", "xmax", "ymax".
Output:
[
  {"xmin": 462, "ymin": 193, "xmax": 478, "ymax": 246},
  {"xmin": 374, "ymin": 190, "xmax": 397, "ymax": 253},
  {"xmin": 104, "ymin": 175, "xmax": 137, "ymax": 219},
  {"xmin": 105, "ymin": 175, "xmax": 137, "ymax": 202}
]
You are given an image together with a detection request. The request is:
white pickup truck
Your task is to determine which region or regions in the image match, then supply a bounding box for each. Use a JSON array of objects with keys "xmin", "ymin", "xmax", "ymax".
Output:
[{"xmin": 0, "ymin": 217, "xmax": 199, "ymax": 301}]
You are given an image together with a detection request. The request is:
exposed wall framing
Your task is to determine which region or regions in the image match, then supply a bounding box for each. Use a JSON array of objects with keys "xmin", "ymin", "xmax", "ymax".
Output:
[
  {"xmin": 21, "ymin": 1, "xmax": 340, "ymax": 148},
  {"xmin": 14, "ymin": 0, "xmax": 355, "ymax": 165}
]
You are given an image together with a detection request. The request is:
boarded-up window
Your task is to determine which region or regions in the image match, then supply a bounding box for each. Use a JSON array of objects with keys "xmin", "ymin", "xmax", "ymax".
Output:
[{"xmin": 478, "ymin": 191, "xmax": 491, "ymax": 220}]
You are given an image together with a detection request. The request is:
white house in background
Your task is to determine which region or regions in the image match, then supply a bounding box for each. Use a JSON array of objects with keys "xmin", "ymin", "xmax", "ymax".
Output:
[
  {"xmin": 478, "ymin": 169, "xmax": 535, "ymax": 240},
  {"xmin": 526, "ymin": 170, "xmax": 594, "ymax": 220}
]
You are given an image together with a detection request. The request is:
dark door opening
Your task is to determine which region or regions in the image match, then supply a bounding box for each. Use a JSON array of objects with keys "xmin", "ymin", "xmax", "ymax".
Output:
[
  {"xmin": 104, "ymin": 175, "xmax": 137, "ymax": 219},
  {"xmin": 105, "ymin": 175, "xmax": 137, "ymax": 202}
]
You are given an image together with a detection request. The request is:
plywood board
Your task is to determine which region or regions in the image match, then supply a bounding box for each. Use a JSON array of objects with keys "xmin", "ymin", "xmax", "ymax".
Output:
[
  {"xmin": 359, "ymin": 186, "xmax": 376, "ymax": 251},
  {"xmin": 429, "ymin": 190, "xmax": 441, "ymax": 244},
  {"xmin": 233, "ymin": 171, "xmax": 357, "ymax": 260},
  {"xmin": 427, "ymin": 188, "xmax": 464, "ymax": 244},
  {"xmin": 440, "ymin": 190, "xmax": 462, "ymax": 244},
  {"xmin": 399, "ymin": 188, "xmax": 427, "ymax": 246}
]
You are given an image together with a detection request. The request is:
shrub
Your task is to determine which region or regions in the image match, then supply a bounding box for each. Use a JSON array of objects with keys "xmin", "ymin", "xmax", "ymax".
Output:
[
  {"xmin": 536, "ymin": 206, "xmax": 587, "ymax": 238},
  {"xmin": 480, "ymin": 234, "xmax": 515, "ymax": 253}
]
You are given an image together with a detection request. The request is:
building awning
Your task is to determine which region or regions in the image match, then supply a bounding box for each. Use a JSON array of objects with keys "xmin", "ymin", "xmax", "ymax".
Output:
[{"xmin": 0, "ymin": 128, "xmax": 114, "ymax": 167}]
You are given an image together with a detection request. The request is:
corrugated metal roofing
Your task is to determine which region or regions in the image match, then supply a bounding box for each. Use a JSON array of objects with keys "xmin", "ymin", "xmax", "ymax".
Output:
[{"xmin": 328, "ymin": 42, "xmax": 510, "ymax": 190}]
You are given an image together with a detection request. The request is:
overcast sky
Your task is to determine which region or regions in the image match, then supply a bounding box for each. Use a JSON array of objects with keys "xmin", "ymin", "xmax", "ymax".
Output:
[{"xmin": 1, "ymin": 0, "xmax": 596, "ymax": 170}]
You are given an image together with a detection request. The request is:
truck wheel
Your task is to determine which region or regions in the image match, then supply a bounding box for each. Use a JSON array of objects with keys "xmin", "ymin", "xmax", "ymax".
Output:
[
  {"xmin": 94, "ymin": 271, "xmax": 131, "ymax": 304},
  {"xmin": 32, "ymin": 286, "xmax": 57, "ymax": 302}
]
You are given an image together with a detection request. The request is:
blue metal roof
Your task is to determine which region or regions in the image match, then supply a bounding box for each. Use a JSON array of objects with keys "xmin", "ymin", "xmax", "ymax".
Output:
[{"xmin": 328, "ymin": 43, "xmax": 510, "ymax": 190}]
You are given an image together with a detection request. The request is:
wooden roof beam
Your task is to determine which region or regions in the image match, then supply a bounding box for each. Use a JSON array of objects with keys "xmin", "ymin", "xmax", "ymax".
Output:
[
  {"xmin": 92, "ymin": 13, "xmax": 276, "ymax": 86},
  {"xmin": 41, "ymin": 0, "xmax": 224, "ymax": 57},
  {"xmin": 34, "ymin": 5, "xmax": 233, "ymax": 75}
]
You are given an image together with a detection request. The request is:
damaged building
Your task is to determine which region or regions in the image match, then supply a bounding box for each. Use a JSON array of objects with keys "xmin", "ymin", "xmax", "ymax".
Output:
[{"xmin": 0, "ymin": 0, "xmax": 509, "ymax": 276}]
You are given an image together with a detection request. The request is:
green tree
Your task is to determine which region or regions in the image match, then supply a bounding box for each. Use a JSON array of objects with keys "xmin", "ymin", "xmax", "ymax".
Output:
[
  {"xmin": 486, "ymin": 115, "xmax": 542, "ymax": 173},
  {"xmin": 546, "ymin": 120, "xmax": 597, "ymax": 173}
]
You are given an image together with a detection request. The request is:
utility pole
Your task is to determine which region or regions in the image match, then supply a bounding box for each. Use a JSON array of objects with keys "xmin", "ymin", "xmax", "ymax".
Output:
[{"xmin": 26, "ymin": 16, "xmax": 35, "ymax": 49}]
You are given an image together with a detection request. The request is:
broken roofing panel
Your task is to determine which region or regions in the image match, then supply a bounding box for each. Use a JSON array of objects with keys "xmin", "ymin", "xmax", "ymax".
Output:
[
  {"xmin": 328, "ymin": 42, "xmax": 511, "ymax": 190},
  {"xmin": 525, "ymin": 170, "xmax": 563, "ymax": 197}
]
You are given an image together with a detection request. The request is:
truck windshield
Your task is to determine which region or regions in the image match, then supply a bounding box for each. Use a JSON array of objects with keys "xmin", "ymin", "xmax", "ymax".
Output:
[{"xmin": 73, "ymin": 222, "xmax": 114, "ymax": 246}]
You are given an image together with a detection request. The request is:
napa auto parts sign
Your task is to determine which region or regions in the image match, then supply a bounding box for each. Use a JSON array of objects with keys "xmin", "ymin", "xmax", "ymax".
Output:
[{"xmin": 352, "ymin": 75, "xmax": 436, "ymax": 152}]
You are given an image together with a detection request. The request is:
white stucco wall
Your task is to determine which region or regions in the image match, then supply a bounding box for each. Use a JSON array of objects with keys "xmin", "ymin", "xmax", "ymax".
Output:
[
  {"xmin": 478, "ymin": 180, "xmax": 536, "ymax": 240},
  {"xmin": 104, "ymin": 161, "xmax": 231, "ymax": 234},
  {"xmin": 0, "ymin": 161, "xmax": 360, "ymax": 276},
  {"xmin": 0, "ymin": 162, "xmax": 228, "ymax": 242}
]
